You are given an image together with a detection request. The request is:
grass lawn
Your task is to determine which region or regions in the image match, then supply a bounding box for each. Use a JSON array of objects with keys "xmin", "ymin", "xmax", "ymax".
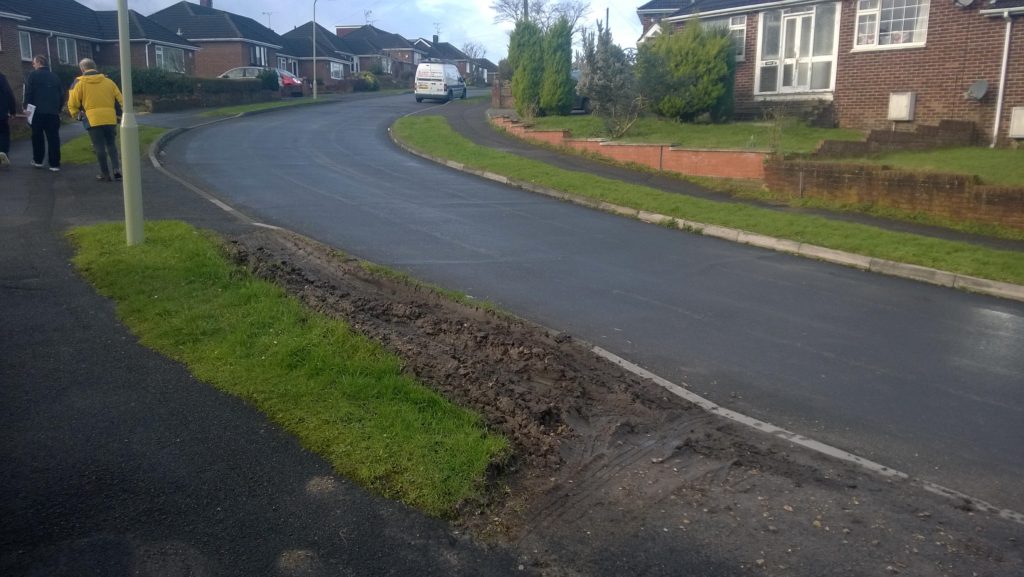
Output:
[
  {"xmin": 393, "ymin": 115, "xmax": 1024, "ymax": 285},
  {"xmin": 69, "ymin": 221, "xmax": 507, "ymax": 517},
  {"xmin": 526, "ymin": 114, "xmax": 866, "ymax": 154},
  {"xmin": 61, "ymin": 125, "xmax": 168, "ymax": 165},
  {"xmin": 853, "ymin": 147, "xmax": 1024, "ymax": 187}
]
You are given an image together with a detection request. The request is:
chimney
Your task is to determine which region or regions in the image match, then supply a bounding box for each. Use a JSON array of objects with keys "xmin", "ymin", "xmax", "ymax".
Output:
[
  {"xmin": 432, "ymin": 34, "xmax": 438, "ymax": 45},
  {"xmin": 200, "ymin": 0, "xmax": 212, "ymax": 7}
]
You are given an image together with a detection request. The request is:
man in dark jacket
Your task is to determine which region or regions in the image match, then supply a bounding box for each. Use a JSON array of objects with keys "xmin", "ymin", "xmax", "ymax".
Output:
[
  {"xmin": 23, "ymin": 55, "xmax": 64, "ymax": 172},
  {"xmin": 0, "ymin": 70, "xmax": 17, "ymax": 169}
]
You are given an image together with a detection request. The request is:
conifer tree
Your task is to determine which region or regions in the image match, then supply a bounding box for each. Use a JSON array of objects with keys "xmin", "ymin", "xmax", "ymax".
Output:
[{"xmin": 540, "ymin": 18, "xmax": 574, "ymax": 116}]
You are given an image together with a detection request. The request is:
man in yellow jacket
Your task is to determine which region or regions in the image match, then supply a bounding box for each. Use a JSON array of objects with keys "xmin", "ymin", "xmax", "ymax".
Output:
[{"xmin": 68, "ymin": 59, "xmax": 125, "ymax": 182}]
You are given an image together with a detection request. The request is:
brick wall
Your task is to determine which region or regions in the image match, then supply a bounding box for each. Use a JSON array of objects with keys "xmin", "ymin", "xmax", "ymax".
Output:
[
  {"xmin": 491, "ymin": 116, "xmax": 767, "ymax": 179},
  {"xmin": 834, "ymin": 2, "xmax": 1021, "ymax": 144},
  {"xmin": 0, "ymin": 17, "xmax": 24, "ymax": 98},
  {"xmin": 765, "ymin": 159, "xmax": 1024, "ymax": 230},
  {"xmin": 192, "ymin": 41, "xmax": 277, "ymax": 78}
]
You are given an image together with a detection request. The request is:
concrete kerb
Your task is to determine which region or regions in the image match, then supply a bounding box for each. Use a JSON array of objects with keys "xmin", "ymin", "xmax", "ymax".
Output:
[{"xmin": 387, "ymin": 127, "xmax": 1024, "ymax": 304}]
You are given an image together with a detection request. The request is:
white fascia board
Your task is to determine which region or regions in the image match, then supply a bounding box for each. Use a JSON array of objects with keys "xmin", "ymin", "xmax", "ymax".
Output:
[
  {"xmin": 18, "ymin": 25, "xmax": 103, "ymax": 42},
  {"xmin": 0, "ymin": 11, "xmax": 30, "ymax": 21},
  {"xmin": 190, "ymin": 38, "xmax": 282, "ymax": 49},
  {"xmin": 664, "ymin": 0, "xmax": 819, "ymax": 22}
]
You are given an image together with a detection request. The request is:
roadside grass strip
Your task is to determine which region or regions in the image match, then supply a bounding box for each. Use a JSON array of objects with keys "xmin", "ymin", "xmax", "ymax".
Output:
[
  {"xmin": 69, "ymin": 221, "xmax": 508, "ymax": 517},
  {"xmin": 392, "ymin": 115, "xmax": 1024, "ymax": 286},
  {"xmin": 61, "ymin": 125, "xmax": 168, "ymax": 165}
]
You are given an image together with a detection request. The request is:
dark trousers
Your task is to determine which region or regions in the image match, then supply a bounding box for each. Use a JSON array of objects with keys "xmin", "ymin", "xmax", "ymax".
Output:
[
  {"xmin": 31, "ymin": 112, "xmax": 61, "ymax": 168},
  {"xmin": 0, "ymin": 118, "xmax": 9, "ymax": 155},
  {"xmin": 88, "ymin": 125, "xmax": 120, "ymax": 178}
]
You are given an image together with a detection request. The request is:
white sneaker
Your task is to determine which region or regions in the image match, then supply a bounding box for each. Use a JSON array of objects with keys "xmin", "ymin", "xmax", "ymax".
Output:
[
  {"xmin": 32, "ymin": 162, "xmax": 43, "ymax": 168},
  {"xmin": 0, "ymin": 152, "xmax": 9, "ymax": 168},
  {"xmin": 48, "ymin": 166, "xmax": 60, "ymax": 172}
]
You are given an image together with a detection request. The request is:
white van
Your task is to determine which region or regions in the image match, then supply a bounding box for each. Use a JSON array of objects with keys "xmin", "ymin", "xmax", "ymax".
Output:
[{"xmin": 414, "ymin": 62, "xmax": 467, "ymax": 102}]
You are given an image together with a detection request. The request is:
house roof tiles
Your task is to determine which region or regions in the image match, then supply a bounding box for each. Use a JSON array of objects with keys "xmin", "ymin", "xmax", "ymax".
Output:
[
  {"xmin": 1, "ymin": 0, "xmax": 196, "ymax": 47},
  {"xmin": 149, "ymin": 1, "xmax": 282, "ymax": 47},
  {"xmin": 281, "ymin": 22, "xmax": 355, "ymax": 59}
]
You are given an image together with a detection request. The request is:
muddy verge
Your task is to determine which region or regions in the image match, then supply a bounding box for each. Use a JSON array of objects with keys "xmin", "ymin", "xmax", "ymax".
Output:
[{"xmin": 227, "ymin": 228, "xmax": 1021, "ymax": 577}]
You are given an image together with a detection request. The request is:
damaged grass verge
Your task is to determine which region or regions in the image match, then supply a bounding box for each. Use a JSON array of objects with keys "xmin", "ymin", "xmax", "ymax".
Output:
[
  {"xmin": 392, "ymin": 116, "xmax": 1024, "ymax": 286},
  {"xmin": 68, "ymin": 220, "xmax": 508, "ymax": 518}
]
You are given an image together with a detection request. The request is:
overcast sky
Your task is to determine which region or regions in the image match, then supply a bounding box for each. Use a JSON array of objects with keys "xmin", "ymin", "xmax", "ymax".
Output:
[{"xmin": 78, "ymin": 0, "xmax": 643, "ymax": 62}]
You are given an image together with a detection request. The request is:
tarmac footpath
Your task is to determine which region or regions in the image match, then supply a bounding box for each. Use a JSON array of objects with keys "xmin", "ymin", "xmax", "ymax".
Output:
[{"xmin": 0, "ymin": 134, "xmax": 529, "ymax": 576}]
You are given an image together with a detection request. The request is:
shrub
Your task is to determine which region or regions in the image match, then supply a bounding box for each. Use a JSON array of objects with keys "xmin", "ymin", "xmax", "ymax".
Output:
[
  {"xmin": 353, "ymin": 71, "xmax": 379, "ymax": 92},
  {"xmin": 258, "ymin": 69, "xmax": 279, "ymax": 91},
  {"xmin": 636, "ymin": 20, "xmax": 735, "ymax": 123}
]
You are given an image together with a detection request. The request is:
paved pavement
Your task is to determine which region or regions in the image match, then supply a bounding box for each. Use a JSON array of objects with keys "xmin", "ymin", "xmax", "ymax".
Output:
[{"xmin": 0, "ymin": 111, "xmax": 529, "ymax": 576}]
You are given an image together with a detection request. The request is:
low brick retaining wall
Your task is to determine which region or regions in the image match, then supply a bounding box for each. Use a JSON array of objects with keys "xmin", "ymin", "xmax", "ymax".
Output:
[
  {"xmin": 490, "ymin": 116, "xmax": 767, "ymax": 180},
  {"xmin": 765, "ymin": 159, "xmax": 1024, "ymax": 231}
]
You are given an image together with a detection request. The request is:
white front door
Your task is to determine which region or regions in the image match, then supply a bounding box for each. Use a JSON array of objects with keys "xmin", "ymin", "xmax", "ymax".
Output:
[{"xmin": 781, "ymin": 12, "xmax": 813, "ymax": 92}]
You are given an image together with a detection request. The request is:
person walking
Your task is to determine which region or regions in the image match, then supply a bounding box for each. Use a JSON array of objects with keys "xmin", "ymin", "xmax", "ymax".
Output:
[
  {"xmin": 23, "ymin": 55, "xmax": 64, "ymax": 172},
  {"xmin": 67, "ymin": 59, "xmax": 123, "ymax": 182},
  {"xmin": 0, "ymin": 70, "xmax": 17, "ymax": 169}
]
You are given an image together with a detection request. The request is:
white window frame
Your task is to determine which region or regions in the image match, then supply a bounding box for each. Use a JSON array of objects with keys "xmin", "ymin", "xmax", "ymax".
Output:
[
  {"xmin": 853, "ymin": 0, "xmax": 929, "ymax": 50},
  {"xmin": 56, "ymin": 37, "xmax": 77, "ymax": 65},
  {"xmin": 754, "ymin": 3, "xmax": 841, "ymax": 97},
  {"xmin": 155, "ymin": 45, "xmax": 186, "ymax": 73},
  {"xmin": 330, "ymin": 61, "xmax": 345, "ymax": 80},
  {"xmin": 20, "ymin": 31, "xmax": 33, "ymax": 61},
  {"xmin": 250, "ymin": 45, "xmax": 268, "ymax": 66},
  {"xmin": 704, "ymin": 15, "xmax": 748, "ymax": 61}
]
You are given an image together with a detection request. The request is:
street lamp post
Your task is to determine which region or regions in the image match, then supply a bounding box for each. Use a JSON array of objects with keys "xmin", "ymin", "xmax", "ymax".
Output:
[
  {"xmin": 117, "ymin": 0, "xmax": 143, "ymax": 245},
  {"xmin": 312, "ymin": 0, "xmax": 319, "ymax": 99}
]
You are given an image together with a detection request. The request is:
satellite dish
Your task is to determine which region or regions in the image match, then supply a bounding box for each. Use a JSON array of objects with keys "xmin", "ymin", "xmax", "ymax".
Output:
[{"xmin": 965, "ymin": 79, "xmax": 988, "ymax": 101}]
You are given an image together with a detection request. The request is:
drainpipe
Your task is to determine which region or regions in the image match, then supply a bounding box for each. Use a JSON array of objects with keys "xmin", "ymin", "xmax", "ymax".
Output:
[
  {"xmin": 991, "ymin": 12, "xmax": 1012, "ymax": 148},
  {"xmin": 46, "ymin": 32, "xmax": 53, "ymax": 65},
  {"xmin": 145, "ymin": 41, "xmax": 152, "ymax": 68}
]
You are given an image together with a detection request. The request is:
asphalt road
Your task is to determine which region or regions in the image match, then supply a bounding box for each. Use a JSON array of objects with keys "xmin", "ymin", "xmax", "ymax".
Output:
[{"xmin": 161, "ymin": 93, "xmax": 1024, "ymax": 514}]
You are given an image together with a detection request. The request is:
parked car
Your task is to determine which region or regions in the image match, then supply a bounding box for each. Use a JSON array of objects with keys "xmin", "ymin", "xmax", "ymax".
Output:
[
  {"xmin": 219, "ymin": 67, "xmax": 306, "ymax": 97},
  {"xmin": 570, "ymin": 70, "xmax": 591, "ymax": 114}
]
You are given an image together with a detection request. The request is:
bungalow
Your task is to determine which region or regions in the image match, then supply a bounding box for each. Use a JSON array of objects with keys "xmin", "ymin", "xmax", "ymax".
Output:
[
  {"xmin": 0, "ymin": 0, "xmax": 197, "ymax": 92},
  {"xmin": 637, "ymin": 0, "xmax": 1024, "ymax": 145},
  {"xmin": 281, "ymin": 22, "xmax": 357, "ymax": 89},
  {"xmin": 149, "ymin": 0, "xmax": 297, "ymax": 79},
  {"xmin": 411, "ymin": 35, "xmax": 472, "ymax": 77},
  {"xmin": 335, "ymin": 24, "xmax": 426, "ymax": 79},
  {"xmin": 473, "ymin": 57, "xmax": 499, "ymax": 85}
]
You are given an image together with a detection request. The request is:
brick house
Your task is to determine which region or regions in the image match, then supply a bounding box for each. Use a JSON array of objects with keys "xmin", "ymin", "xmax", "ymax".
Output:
[
  {"xmin": 335, "ymin": 24, "xmax": 426, "ymax": 80},
  {"xmin": 411, "ymin": 36, "xmax": 473, "ymax": 77},
  {"xmin": 637, "ymin": 0, "xmax": 1024, "ymax": 145},
  {"xmin": 149, "ymin": 0, "xmax": 297, "ymax": 79},
  {"xmin": 0, "ymin": 0, "xmax": 197, "ymax": 94},
  {"xmin": 280, "ymin": 22, "xmax": 356, "ymax": 89}
]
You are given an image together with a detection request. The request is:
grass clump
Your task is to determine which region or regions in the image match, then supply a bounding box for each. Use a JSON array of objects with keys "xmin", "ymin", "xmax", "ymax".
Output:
[
  {"xmin": 61, "ymin": 125, "xmax": 167, "ymax": 165},
  {"xmin": 392, "ymin": 115, "xmax": 1024, "ymax": 285},
  {"xmin": 69, "ymin": 220, "xmax": 507, "ymax": 517}
]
